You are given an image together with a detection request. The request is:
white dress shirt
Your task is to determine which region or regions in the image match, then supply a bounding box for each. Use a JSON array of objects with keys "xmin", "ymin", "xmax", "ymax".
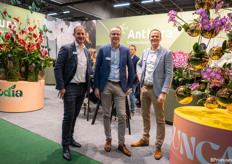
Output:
[
  {"xmin": 70, "ymin": 42, "xmax": 87, "ymax": 83},
  {"xmin": 144, "ymin": 47, "xmax": 160, "ymax": 84}
]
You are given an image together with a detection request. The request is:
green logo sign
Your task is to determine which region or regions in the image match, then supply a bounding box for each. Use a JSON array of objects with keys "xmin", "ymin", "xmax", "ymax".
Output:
[{"xmin": 0, "ymin": 85, "xmax": 23, "ymax": 103}]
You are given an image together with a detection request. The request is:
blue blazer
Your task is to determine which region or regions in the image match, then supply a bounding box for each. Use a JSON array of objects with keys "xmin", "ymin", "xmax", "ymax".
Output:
[
  {"xmin": 94, "ymin": 44, "xmax": 134, "ymax": 92},
  {"xmin": 54, "ymin": 42, "xmax": 92, "ymax": 91},
  {"xmin": 131, "ymin": 55, "xmax": 140, "ymax": 85}
]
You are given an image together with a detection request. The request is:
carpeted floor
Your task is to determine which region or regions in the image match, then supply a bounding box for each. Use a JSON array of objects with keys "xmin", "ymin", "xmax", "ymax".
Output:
[
  {"xmin": 0, "ymin": 85, "xmax": 173, "ymax": 164},
  {"xmin": 0, "ymin": 118, "xmax": 101, "ymax": 164}
]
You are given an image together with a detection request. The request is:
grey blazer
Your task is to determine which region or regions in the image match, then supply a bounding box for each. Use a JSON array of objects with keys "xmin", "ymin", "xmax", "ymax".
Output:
[{"xmin": 137, "ymin": 46, "xmax": 173, "ymax": 97}]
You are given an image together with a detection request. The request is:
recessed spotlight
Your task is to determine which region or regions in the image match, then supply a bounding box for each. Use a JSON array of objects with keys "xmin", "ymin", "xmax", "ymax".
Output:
[
  {"xmin": 141, "ymin": 0, "xmax": 153, "ymax": 4},
  {"xmin": 63, "ymin": 11, "xmax": 70, "ymax": 14},
  {"xmin": 113, "ymin": 3, "xmax": 130, "ymax": 7},
  {"xmin": 47, "ymin": 12, "xmax": 57, "ymax": 16}
]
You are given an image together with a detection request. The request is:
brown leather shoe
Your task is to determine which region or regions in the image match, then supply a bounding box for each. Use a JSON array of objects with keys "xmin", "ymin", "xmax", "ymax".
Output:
[
  {"xmin": 130, "ymin": 112, "xmax": 134, "ymax": 117},
  {"xmin": 131, "ymin": 139, "xmax": 149, "ymax": 147},
  {"xmin": 154, "ymin": 147, "xmax": 162, "ymax": 160},
  {"xmin": 104, "ymin": 139, "xmax": 111, "ymax": 152},
  {"xmin": 118, "ymin": 144, "xmax": 131, "ymax": 157}
]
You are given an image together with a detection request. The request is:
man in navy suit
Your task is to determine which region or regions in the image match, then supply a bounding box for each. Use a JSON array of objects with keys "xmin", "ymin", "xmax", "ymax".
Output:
[
  {"xmin": 129, "ymin": 45, "xmax": 140, "ymax": 116},
  {"xmin": 54, "ymin": 25, "xmax": 92, "ymax": 161},
  {"xmin": 94, "ymin": 26, "xmax": 134, "ymax": 157}
]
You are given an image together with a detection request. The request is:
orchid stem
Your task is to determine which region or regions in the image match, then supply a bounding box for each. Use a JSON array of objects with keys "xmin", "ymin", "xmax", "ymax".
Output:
[{"xmin": 176, "ymin": 15, "xmax": 188, "ymax": 24}]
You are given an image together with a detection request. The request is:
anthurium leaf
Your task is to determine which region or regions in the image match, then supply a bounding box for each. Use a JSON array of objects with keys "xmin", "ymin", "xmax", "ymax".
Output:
[
  {"xmin": 10, "ymin": 0, "xmax": 15, "ymax": 4},
  {"xmin": 223, "ymin": 62, "xmax": 227, "ymax": 69},
  {"xmin": 43, "ymin": 25, "xmax": 46, "ymax": 32},
  {"xmin": 0, "ymin": 11, "xmax": 5, "ymax": 19},
  {"xmin": 17, "ymin": 0, "xmax": 21, "ymax": 4},
  {"xmin": 48, "ymin": 30, "xmax": 52, "ymax": 33}
]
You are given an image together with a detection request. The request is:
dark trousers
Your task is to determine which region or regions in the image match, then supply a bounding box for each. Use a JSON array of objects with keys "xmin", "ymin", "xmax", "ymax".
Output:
[{"xmin": 62, "ymin": 83, "xmax": 86, "ymax": 146}]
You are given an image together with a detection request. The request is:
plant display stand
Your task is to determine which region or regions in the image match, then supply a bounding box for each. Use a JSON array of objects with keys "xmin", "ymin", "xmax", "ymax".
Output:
[
  {"xmin": 164, "ymin": 89, "xmax": 203, "ymax": 124},
  {"xmin": 0, "ymin": 80, "xmax": 45, "ymax": 112},
  {"xmin": 44, "ymin": 67, "xmax": 56, "ymax": 85},
  {"xmin": 170, "ymin": 106, "xmax": 232, "ymax": 164}
]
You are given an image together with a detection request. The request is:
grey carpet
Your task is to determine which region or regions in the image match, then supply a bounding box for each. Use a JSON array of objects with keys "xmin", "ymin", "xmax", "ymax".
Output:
[{"xmin": 0, "ymin": 85, "xmax": 172, "ymax": 164}]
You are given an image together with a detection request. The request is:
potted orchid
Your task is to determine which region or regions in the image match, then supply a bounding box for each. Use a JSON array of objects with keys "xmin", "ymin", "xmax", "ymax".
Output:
[{"xmin": 172, "ymin": 51, "xmax": 194, "ymax": 89}]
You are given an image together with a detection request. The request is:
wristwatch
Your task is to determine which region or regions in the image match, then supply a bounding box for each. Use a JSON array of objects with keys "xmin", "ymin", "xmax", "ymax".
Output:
[{"xmin": 161, "ymin": 92, "xmax": 167, "ymax": 95}]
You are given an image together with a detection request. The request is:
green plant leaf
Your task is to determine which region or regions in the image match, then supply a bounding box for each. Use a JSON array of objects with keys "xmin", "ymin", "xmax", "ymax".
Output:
[
  {"xmin": 0, "ymin": 10, "xmax": 5, "ymax": 19},
  {"xmin": 182, "ymin": 23, "xmax": 189, "ymax": 32},
  {"xmin": 194, "ymin": 19, "xmax": 199, "ymax": 23},
  {"xmin": 16, "ymin": 0, "xmax": 21, "ymax": 4},
  {"xmin": 191, "ymin": 90, "xmax": 204, "ymax": 95},
  {"xmin": 193, "ymin": 42, "xmax": 199, "ymax": 52},
  {"xmin": 227, "ymin": 33, "xmax": 232, "ymax": 39},
  {"xmin": 222, "ymin": 40, "xmax": 227, "ymax": 50},
  {"xmin": 206, "ymin": 9, "xmax": 210, "ymax": 19},
  {"xmin": 10, "ymin": 0, "xmax": 15, "ymax": 4}
]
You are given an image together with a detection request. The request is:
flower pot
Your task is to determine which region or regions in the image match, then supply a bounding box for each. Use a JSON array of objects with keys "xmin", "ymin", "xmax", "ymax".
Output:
[
  {"xmin": 208, "ymin": 47, "xmax": 224, "ymax": 60},
  {"xmin": 187, "ymin": 50, "xmax": 209, "ymax": 70},
  {"xmin": 38, "ymin": 70, "xmax": 45, "ymax": 80},
  {"xmin": 27, "ymin": 64, "xmax": 40, "ymax": 82},
  {"xmin": 187, "ymin": 23, "xmax": 201, "ymax": 37},
  {"xmin": 0, "ymin": 68, "xmax": 7, "ymax": 80},
  {"xmin": 204, "ymin": 95, "xmax": 218, "ymax": 109},
  {"xmin": 7, "ymin": 55, "xmax": 20, "ymax": 82},
  {"xmin": 195, "ymin": 0, "xmax": 214, "ymax": 10},
  {"xmin": 201, "ymin": 29, "xmax": 219, "ymax": 39}
]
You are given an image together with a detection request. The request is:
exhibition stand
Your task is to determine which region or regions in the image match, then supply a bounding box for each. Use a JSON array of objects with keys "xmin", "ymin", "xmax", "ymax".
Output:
[
  {"xmin": 0, "ymin": 80, "xmax": 45, "ymax": 112},
  {"xmin": 170, "ymin": 106, "xmax": 232, "ymax": 164}
]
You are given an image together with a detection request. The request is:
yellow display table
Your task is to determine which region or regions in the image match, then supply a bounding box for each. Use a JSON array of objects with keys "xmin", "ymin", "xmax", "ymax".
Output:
[
  {"xmin": 170, "ymin": 106, "xmax": 232, "ymax": 164},
  {"xmin": 0, "ymin": 80, "xmax": 44, "ymax": 112}
]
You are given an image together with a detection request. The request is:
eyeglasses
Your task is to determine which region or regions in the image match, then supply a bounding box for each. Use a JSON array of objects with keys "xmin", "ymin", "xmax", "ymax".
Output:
[{"xmin": 111, "ymin": 33, "xmax": 121, "ymax": 36}]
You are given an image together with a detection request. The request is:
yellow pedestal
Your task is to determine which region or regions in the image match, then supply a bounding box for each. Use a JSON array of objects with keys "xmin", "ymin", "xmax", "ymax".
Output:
[
  {"xmin": 0, "ymin": 80, "xmax": 44, "ymax": 112},
  {"xmin": 170, "ymin": 106, "xmax": 232, "ymax": 164}
]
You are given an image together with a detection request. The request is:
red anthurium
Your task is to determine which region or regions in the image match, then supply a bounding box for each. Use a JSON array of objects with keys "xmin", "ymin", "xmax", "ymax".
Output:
[
  {"xmin": 40, "ymin": 60, "xmax": 43, "ymax": 62},
  {"xmin": 15, "ymin": 34, "xmax": 19, "ymax": 40},
  {"xmin": 33, "ymin": 33, "xmax": 37, "ymax": 38},
  {"xmin": 28, "ymin": 27, "xmax": 33, "ymax": 32},
  {"xmin": 28, "ymin": 21, "xmax": 30, "ymax": 25},
  {"xmin": 13, "ymin": 17, "xmax": 19, "ymax": 22},
  {"xmin": 45, "ymin": 29, "xmax": 48, "ymax": 32},
  {"xmin": 3, "ymin": 11, "xmax": 7, "ymax": 15},
  {"xmin": 10, "ymin": 29, "xmax": 15, "ymax": 33},
  {"xmin": 33, "ymin": 25, "xmax": 37, "ymax": 30},
  {"xmin": 8, "ymin": 24, "xmax": 12, "ymax": 28},
  {"xmin": 21, "ymin": 30, "xmax": 26, "ymax": 34},
  {"xmin": 11, "ymin": 21, "xmax": 15, "ymax": 24},
  {"xmin": 43, "ymin": 50, "xmax": 48, "ymax": 56}
]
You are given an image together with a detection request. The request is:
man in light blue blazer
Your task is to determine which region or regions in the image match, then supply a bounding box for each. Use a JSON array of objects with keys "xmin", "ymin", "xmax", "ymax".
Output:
[
  {"xmin": 131, "ymin": 29, "xmax": 173, "ymax": 160},
  {"xmin": 94, "ymin": 26, "xmax": 134, "ymax": 157}
]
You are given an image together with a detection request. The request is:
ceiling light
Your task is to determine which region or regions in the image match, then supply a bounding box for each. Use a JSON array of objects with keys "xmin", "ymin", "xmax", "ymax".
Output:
[
  {"xmin": 155, "ymin": 0, "xmax": 161, "ymax": 2},
  {"xmin": 63, "ymin": 11, "xmax": 70, "ymax": 14},
  {"xmin": 47, "ymin": 12, "xmax": 57, "ymax": 16},
  {"xmin": 50, "ymin": 0, "xmax": 62, "ymax": 4},
  {"xmin": 113, "ymin": 3, "xmax": 130, "ymax": 7},
  {"xmin": 141, "ymin": 0, "xmax": 153, "ymax": 4}
]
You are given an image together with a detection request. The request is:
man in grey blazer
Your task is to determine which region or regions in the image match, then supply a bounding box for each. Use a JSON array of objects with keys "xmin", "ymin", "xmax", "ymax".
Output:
[
  {"xmin": 54, "ymin": 25, "xmax": 92, "ymax": 161},
  {"xmin": 131, "ymin": 29, "xmax": 173, "ymax": 160}
]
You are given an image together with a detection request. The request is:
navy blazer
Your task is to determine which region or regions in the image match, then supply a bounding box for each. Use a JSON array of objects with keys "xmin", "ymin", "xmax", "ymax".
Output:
[
  {"xmin": 54, "ymin": 42, "xmax": 92, "ymax": 91},
  {"xmin": 131, "ymin": 55, "xmax": 140, "ymax": 85},
  {"xmin": 94, "ymin": 44, "xmax": 134, "ymax": 92}
]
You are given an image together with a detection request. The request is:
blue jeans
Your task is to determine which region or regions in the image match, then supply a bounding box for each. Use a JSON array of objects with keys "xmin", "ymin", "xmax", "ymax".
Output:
[{"xmin": 129, "ymin": 84, "xmax": 137, "ymax": 113}]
